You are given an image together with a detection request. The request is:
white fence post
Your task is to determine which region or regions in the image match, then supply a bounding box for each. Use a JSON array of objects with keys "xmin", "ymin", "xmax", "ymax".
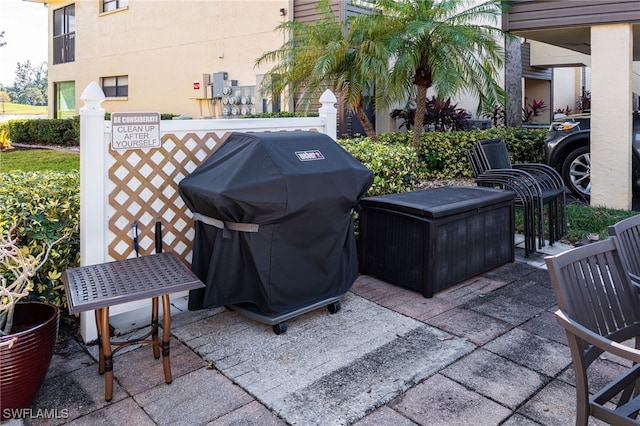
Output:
[
  {"xmin": 78, "ymin": 82, "xmax": 106, "ymax": 342},
  {"xmin": 319, "ymin": 90, "xmax": 338, "ymax": 141}
]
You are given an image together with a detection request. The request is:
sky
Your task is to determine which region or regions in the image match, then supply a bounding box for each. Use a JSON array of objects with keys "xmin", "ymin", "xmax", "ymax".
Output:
[{"xmin": 0, "ymin": 0, "xmax": 49, "ymax": 87}]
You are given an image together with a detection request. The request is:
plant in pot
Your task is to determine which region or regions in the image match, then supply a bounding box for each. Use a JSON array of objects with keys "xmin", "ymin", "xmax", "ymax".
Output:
[{"xmin": 0, "ymin": 223, "xmax": 67, "ymax": 419}]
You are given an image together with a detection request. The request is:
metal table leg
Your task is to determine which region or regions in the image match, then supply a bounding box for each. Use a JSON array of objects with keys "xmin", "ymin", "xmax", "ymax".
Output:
[
  {"xmin": 97, "ymin": 307, "xmax": 114, "ymax": 401},
  {"xmin": 161, "ymin": 294, "xmax": 172, "ymax": 384}
]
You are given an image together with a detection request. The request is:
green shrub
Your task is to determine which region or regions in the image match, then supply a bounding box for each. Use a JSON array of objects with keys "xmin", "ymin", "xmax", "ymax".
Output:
[
  {"xmin": 245, "ymin": 111, "xmax": 318, "ymax": 118},
  {"xmin": 338, "ymin": 136, "xmax": 421, "ymax": 196},
  {"xmin": 417, "ymin": 130, "xmax": 477, "ymax": 179},
  {"xmin": 416, "ymin": 127, "xmax": 548, "ymax": 179},
  {"xmin": 6, "ymin": 117, "xmax": 79, "ymax": 147},
  {"xmin": 477, "ymin": 127, "xmax": 547, "ymax": 163},
  {"xmin": 24, "ymin": 117, "xmax": 51, "ymax": 143},
  {"xmin": 0, "ymin": 171, "xmax": 80, "ymax": 309},
  {"xmin": 5, "ymin": 119, "xmax": 30, "ymax": 142},
  {"xmin": 375, "ymin": 132, "xmax": 412, "ymax": 145},
  {"xmin": 338, "ymin": 127, "xmax": 547, "ymax": 195}
]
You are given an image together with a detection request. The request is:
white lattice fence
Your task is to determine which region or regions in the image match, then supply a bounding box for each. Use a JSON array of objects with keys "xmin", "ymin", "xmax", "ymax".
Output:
[
  {"xmin": 78, "ymin": 83, "xmax": 337, "ymax": 342},
  {"xmin": 107, "ymin": 131, "xmax": 229, "ymax": 264}
]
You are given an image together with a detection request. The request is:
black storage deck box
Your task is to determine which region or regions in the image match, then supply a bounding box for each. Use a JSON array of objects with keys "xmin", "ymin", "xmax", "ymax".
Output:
[{"xmin": 357, "ymin": 186, "xmax": 515, "ymax": 298}]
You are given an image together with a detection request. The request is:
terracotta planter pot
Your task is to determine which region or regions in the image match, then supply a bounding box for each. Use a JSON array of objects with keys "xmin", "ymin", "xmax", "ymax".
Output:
[{"xmin": 0, "ymin": 301, "xmax": 59, "ymax": 419}]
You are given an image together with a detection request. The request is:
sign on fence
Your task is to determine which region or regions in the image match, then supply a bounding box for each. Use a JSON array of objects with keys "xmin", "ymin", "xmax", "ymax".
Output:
[{"xmin": 111, "ymin": 112, "xmax": 161, "ymax": 150}]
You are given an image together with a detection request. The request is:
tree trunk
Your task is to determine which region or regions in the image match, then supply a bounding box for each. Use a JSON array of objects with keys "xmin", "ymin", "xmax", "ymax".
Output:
[
  {"xmin": 354, "ymin": 103, "xmax": 377, "ymax": 141},
  {"xmin": 505, "ymin": 37, "xmax": 523, "ymax": 127},
  {"xmin": 413, "ymin": 84, "xmax": 428, "ymax": 148}
]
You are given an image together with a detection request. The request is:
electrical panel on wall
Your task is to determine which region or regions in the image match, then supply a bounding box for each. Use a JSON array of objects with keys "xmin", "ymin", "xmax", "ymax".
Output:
[
  {"xmin": 221, "ymin": 86, "xmax": 259, "ymax": 117},
  {"xmin": 210, "ymin": 72, "xmax": 276, "ymax": 117},
  {"xmin": 211, "ymin": 72, "xmax": 229, "ymax": 98}
]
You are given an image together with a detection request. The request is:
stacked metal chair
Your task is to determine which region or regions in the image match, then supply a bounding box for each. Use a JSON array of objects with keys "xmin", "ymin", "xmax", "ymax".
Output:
[{"xmin": 467, "ymin": 138, "xmax": 566, "ymax": 256}]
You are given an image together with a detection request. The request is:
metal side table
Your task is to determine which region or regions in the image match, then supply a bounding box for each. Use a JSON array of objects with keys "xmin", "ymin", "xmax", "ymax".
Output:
[{"xmin": 63, "ymin": 252, "xmax": 205, "ymax": 401}]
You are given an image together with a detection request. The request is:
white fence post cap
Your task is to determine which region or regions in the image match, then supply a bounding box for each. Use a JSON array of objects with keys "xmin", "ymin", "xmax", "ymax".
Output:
[{"xmin": 319, "ymin": 89, "xmax": 337, "ymax": 105}]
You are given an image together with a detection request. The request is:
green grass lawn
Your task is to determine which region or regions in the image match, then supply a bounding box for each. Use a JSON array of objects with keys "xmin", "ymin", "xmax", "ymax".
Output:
[
  {"xmin": 0, "ymin": 103, "xmax": 48, "ymax": 115},
  {"xmin": 0, "ymin": 148, "xmax": 79, "ymax": 172}
]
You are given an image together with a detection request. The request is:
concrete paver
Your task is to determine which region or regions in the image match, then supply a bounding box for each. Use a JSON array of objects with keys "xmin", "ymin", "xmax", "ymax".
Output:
[
  {"xmin": 208, "ymin": 401, "xmax": 288, "ymax": 425},
  {"xmin": 465, "ymin": 293, "xmax": 546, "ymax": 326},
  {"xmin": 64, "ymin": 399, "xmax": 155, "ymax": 426},
  {"xmin": 114, "ymin": 337, "xmax": 205, "ymax": 396},
  {"xmin": 352, "ymin": 406, "xmax": 418, "ymax": 426},
  {"xmin": 134, "ymin": 368, "xmax": 255, "ymax": 425},
  {"xmin": 516, "ymin": 380, "xmax": 593, "ymax": 426},
  {"xmin": 441, "ymin": 349, "xmax": 548, "ymax": 409},
  {"xmin": 483, "ymin": 328, "xmax": 571, "ymax": 377},
  {"xmin": 519, "ymin": 310, "xmax": 567, "ymax": 344},
  {"xmin": 24, "ymin": 364, "xmax": 125, "ymax": 426},
  {"xmin": 388, "ymin": 374, "xmax": 512, "ymax": 426},
  {"xmin": 425, "ymin": 307, "xmax": 512, "ymax": 346},
  {"xmin": 16, "ymin": 240, "xmax": 622, "ymax": 425}
]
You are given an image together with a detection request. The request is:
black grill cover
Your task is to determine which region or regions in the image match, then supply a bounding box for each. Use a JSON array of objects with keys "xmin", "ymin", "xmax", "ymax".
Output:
[{"xmin": 178, "ymin": 131, "xmax": 374, "ymax": 314}]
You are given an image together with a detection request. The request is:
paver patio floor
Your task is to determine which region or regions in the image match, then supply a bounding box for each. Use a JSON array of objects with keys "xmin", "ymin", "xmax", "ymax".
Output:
[{"xmin": 12, "ymin": 240, "xmax": 615, "ymax": 425}]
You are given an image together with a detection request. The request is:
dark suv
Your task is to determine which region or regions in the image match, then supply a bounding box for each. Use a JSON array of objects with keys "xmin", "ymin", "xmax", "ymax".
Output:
[{"xmin": 542, "ymin": 112, "xmax": 640, "ymax": 200}]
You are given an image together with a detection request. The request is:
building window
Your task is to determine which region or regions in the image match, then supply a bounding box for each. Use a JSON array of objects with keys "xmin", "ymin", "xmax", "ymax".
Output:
[
  {"xmin": 54, "ymin": 81, "xmax": 76, "ymax": 118},
  {"xmin": 102, "ymin": 0, "xmax": 129, "ymax": 13},
  {"xmin": 53, "ymin": 4, "xmax": 75, "ymax": 65},
  {"xmin": 102, "ymin": 76, "xmax": 128, "ymax": 98}
]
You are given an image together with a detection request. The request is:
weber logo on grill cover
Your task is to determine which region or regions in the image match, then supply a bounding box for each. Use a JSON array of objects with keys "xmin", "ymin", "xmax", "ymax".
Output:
[{"xmin": 295, "ymin": 150, "xmax": 325, "ymax": 161}]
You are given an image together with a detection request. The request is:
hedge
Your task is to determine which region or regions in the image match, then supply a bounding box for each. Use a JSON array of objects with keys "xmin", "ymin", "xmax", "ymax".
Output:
[
  {"xmin": 0, "ymin": 171, "xmax": 80, "ymax": 309},
  {"xmin": 339, "ymin": 127, "xmax": 548, "ymax": 193},
  {"xmin": 338, "ymin": 135, "xmax": 422, "ymax": 196},
  {"xmin": 6, "ymin": 117, "xmax": 79, "ymax": 147},
  {"xmin": 417, "ymin": 127, "xmax": 547, "ymax": 179}
]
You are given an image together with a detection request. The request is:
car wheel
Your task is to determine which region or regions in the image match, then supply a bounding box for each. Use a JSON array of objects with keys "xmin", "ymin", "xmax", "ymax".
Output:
[{"xmin": 562, "ymin": 146, "xmax": 591, "ymax": 201}]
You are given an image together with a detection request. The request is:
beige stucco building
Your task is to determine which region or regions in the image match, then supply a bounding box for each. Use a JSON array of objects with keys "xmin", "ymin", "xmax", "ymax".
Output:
[
  {"xmin": 31, "ymin": 0, "xmax": 380, "ymax": 135},
  {"xmin": 34, "ymin": 0, "xmax": 291, "ymax": 119},
  {"xmin": 30, "ymin": 0, "xmax": 599, "ymax": 127}
]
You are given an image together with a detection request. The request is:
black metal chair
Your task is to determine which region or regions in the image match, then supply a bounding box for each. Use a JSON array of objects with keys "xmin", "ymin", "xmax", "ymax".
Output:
[
  {"xmin": 545, "ymin": 238, "xmax": 640, "ymax": 426},
  {"xmin": 467, "ymin": 138, "xmax": 566, "ymax": 256}
]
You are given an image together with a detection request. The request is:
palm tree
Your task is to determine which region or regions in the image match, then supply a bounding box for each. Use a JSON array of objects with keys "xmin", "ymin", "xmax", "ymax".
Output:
[
  {"xmin": 255, "ymin": 0, "xmax": 386, "ymax": 139},
  {"xmin": 356, "ymin": 0, "xmax": 510, "ymax": 148}
]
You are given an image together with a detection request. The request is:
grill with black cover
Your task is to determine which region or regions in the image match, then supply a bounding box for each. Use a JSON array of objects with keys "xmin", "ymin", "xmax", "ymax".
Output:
[{"xmin": 178, "ymin": 131, "xmax": 373, "ymax": 333}]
